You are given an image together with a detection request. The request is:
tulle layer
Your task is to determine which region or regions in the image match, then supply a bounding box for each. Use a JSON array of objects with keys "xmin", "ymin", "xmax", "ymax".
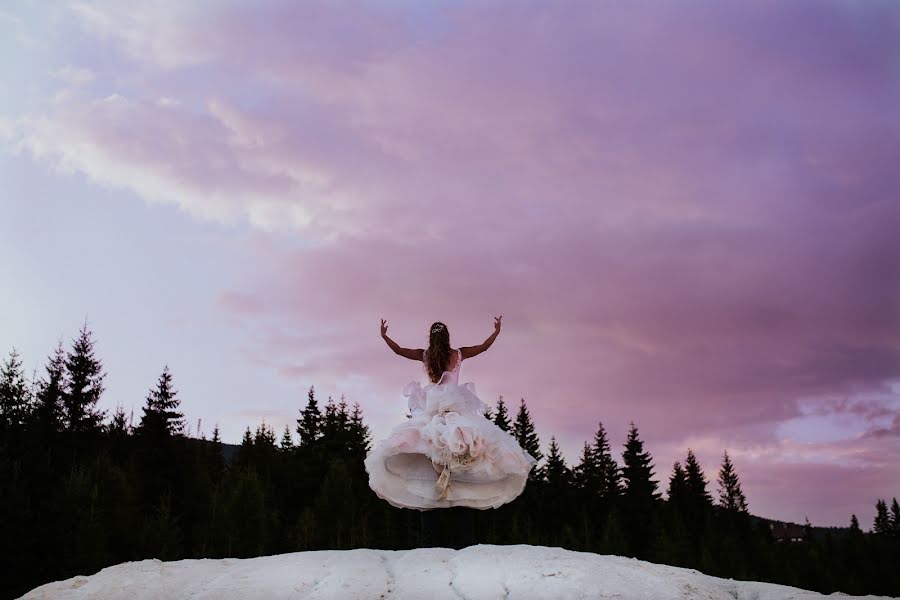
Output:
[{"xmin": 365, "ymin": 378, "xmax": 539, "ymax": 510}]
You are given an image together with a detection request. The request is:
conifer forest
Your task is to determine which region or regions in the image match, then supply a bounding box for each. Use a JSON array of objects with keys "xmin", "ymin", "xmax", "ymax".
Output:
[{"xmin": 1, "ymin": 323, "xmax": 898, "ymax": 598}]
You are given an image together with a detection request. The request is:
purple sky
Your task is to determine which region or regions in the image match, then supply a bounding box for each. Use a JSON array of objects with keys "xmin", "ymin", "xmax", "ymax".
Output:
[{"xmin": 1, "ymin": 0, "xmax": 898, "ymax": 528}]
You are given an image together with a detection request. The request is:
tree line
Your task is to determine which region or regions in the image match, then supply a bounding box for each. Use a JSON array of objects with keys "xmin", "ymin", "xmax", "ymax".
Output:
[{"xmin": 0, "ymin": 321, "xmax": 898, "ymax": 598}]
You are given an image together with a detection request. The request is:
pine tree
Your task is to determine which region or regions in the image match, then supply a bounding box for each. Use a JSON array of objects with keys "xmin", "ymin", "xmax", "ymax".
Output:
[
  {"xmin": 347, "ymin": 402, "xmax": 372, "ymax": 457},
  {"xmin": 593, "ymin": 421, "xmax": 621, "ymax": 503},
  {"xmin": 873, "ymin": 499, "xmax": 890, "ymax": 534},
  {"xmin": 667, "ymin": 461, "xmax": 688, "ymax": 506},
  {"xmin": 716, "ymin": 450, "xmax": 748, "ymax": 513},
  {"xmin": 63, "ymin": 321, "xmax": 107, "ymax": 433},
  {"xmin": 543, "ymin": 436, "xmax": 571, "ymax": 488},
  {"xmin": 33, "ymin": 339, "xmax": 68, "ymax": 435},
  {"xmin": 684, "ymin": 449, "xmax": 713, "ymax": 508},
  {"xmin": 850, "ymin": 514, "xmax": 862, "ymax": 534},
  {"xmin": 513, "ymin": 398, "xmax": 542, "ymax": 464},
  {"xmin": 493, "ymin": 394, "xmax": 512, "ymax": 432},
  {"xmin": 108, "ymin": 403, "xmax": 131, "ymax": 436},
  {"xmin": 296, "ymin": 385, "xmax": 322, "ymax": 447},
  {"xmin": 322, "ymin": 395, "xmax": 339, "ymax": 440},
  {"xmin": 889, "ymin": 498, "xmax": 900, "ymax": 535},
  {"xmin": 137, "ymin": 366, "xmax": 185, "ymax": 438},
  {"xmin": 620, "ymin": 422, "xmax": 661, "ymax": 558},
  {"xmin": 280, "ymin": 424, "xmax": 294, "ymax": 451},
  {"xmin": 574, "ymin": 441, "xmax": 600, "ymax": 492},
  {"xmin": 207, "ymin": 424, "xmax": 225, "ymax": 481},
  {"xmin": 0, "ymin": 347, "xmax": 32, "ymax": 429}
]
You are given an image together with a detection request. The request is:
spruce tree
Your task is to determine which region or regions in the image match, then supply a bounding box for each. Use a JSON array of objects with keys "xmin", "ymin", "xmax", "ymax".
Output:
[
  {"xmin": 493, "ymin": 394, "xmax": 512, "ymax": 432},
  {"xmin": 574, "ymin": 441, "xmax": 600, "ymax": 492},
  {"xmin": 684, "ymin": 449, "xmax": 713, "ymax": 507},
  {"xmin": 593, "ymin": 421, "xmax": 621, "ymax": 503},
  {"xmin": 33, "ymin": 339, "xmax": 68, "ymax": 435},
  {"xmin": 322, "ymin": 395, "xmax": 339, "ymax": 440},
  {"xmin": 889, "ymin": 498, "xmax": 900, "ymax": 535},
  {"xmin": 108, "ymin": 404, "xmax": 131, "ymax": 436},
  {"xmin": 667, "ymin": 461, "xmax": 688, "ymax": 506},
  {"xmin": 296, "ymin": 385, "xmax": 322, "ymax": 447},
  {"xmin": 620, "ymin": 422, "xmax": 661, "ymax": 558},
  {"xmin": 850, "ymin": 514, "xmax": 862, "ymax": 534},
  {"xmin": 874, "ymin": 499, "xmax": 890, "ymax": 534},
  {"xmin": 716, "ymin": 450, "xmax": 748, "ymax": 513},
  {"xmin": 63, "ymin": 321, "xmax": 107, "ymax": 433},
  {"xmin": 137, "ymin": 366, "xmax": 185, "ymax": 438},
  {"xmin": 543, "ymin": 436, "xmax": 571, "ymax": 488},
  {"xmin": 280, "ymin": 424, "xmax": 294, "ymax": 451},
  {"xmin": 513, "ymin": 398, "xmax": 542, "ymax": 463},
  {"xmin": 348, "ymin": 402, "xmax": 372, "ymax": 457},
  {"xmin": 0, "ymin": 347, "xmax": 32, "ymax": 429}
]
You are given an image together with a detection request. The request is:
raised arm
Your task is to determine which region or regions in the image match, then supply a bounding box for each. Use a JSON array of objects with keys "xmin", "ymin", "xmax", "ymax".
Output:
[
  {"xmin": 460, "ymin": 315, "xmax": 502, "ymax": 360},
  {"xmin": 381, "ymin": 318, "xmax": 424, "ymax": 361}
]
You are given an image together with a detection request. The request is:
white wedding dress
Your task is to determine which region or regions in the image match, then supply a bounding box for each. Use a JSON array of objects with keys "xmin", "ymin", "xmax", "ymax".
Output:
[{"xmin": 364, "ymin": 348, "xmax": 539, "ymax": 510}]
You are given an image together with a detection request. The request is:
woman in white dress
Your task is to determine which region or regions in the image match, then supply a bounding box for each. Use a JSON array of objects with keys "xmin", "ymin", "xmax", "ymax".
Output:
[{"xmin": 366, "ymin": 316, "xmax": 538, "ymax": 547}]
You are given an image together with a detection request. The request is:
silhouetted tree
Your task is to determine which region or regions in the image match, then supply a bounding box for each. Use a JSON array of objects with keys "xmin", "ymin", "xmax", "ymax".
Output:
[
  {"xmin": 513, "ymin": 398, "xmax": 542, "ymax": 467},
  {"xmin": 493, "ymin": 394, "xmax": 512, "ymax": 432},
  {"xmin": 620, "ymin": 422, "xmax": 661, "ymax": 559},
  {"xmin": 0, "ymin": 347, "xmax": 31, "ymax": 429},
  {"xmin": 32, "ymin": 339, "xmax": 68, "ymax": 437},
  {"xmin": 136, "ymin": 366, "xmax": 185, "ymax": 438},
  {"xmin": 717, "ymin": 450, "xmax": 748, "ymax": 513},
  {"xmin": 874, "ymin": 499, "xmax": 890, "ymax": 534},
  {"xmin": 296, "ymin": 385, "xmax": 321, "ymax": 447},
  {"xmin": 63, "ymin": 321, "xmax": 107, "ymax": 433}
]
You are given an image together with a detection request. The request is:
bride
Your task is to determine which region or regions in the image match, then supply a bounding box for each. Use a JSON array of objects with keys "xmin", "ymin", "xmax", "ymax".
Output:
[{"xmin": 365, "ymin": 315, "xmax": 538, "ymax": 521}]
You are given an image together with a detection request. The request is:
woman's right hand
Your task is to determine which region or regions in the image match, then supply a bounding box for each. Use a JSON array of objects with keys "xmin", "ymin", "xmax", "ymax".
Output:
[
  {"xmin": 494, "ymin": 315, "xmax": 502, "ymax": 334},
  {"xmin": 381, "ymin": 318, "xmax": 388, "ymax": 337}
]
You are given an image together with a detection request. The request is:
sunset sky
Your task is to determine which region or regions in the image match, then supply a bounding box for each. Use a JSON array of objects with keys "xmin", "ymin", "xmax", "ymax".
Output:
[{"xmin": 1, "ymin": 0, "xmax": 898, "ymax": 528}]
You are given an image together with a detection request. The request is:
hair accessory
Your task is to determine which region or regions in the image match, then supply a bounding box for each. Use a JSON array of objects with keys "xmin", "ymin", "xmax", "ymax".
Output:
[{"xmin": 430, "ymin": 323, "xmax": 445, "ymax": 334}]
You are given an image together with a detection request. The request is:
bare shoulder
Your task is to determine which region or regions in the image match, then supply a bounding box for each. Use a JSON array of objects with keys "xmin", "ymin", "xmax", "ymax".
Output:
[{"xmin": 459, "ymin": 345, "xmax": 484, "ymax": 360}]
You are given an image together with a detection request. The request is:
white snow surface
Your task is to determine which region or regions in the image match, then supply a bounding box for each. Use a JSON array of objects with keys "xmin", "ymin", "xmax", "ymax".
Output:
[{"xmin": 19, "ymin": 544, "xmax": 895, "ymax": 600}]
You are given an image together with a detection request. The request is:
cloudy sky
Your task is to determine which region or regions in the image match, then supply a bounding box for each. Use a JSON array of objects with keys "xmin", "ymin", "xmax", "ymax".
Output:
[{"xmin": 1, "ymin": 0, "xmax": 898, "ymax": 528}]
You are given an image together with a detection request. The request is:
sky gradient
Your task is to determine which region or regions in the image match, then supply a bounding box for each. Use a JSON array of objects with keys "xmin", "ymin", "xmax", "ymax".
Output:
[{"xmin": 1, "ymin": 0, "xmax": 898, "ymax": 528}]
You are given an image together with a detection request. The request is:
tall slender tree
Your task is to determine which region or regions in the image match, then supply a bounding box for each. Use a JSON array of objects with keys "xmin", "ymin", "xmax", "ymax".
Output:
[
  {"xmin": 716, "ymin": 450, "xmax": 748, "ymax": 513},
  {"xmin": 33, "ymin": 339, "xmax": 68, "ymax": 436},
  {"xmin": 63, "ymin": 321, "xmax": 107, "ymax": 433},
  {"xmin": 889, "ymin": 498, "xmax": 900, "ymax": 536},
  {"xmin": 620, "ymin": 422, "xmax": 661, "ymax": 558},
  {"xmin": 513, "ymin": 398, "xmax": 543, "ymax": 464},
  {"xmin": 667, "ymin": 461, "xmax": 688, "ymax": 506},
  {"xmin": 873, "ymin": 499, "xmax": 890, "ymax": 534},
  {"xmin": 543, "ymin": 436, "xmax": 571, "ymax": 488},
  {"xmin": 493, "ymin": 394, "xmax": 512, "ymax": 432},
  {"xmin": 296, "ymin": 385, "xmax": 322, "ymax": 447},
  {"xmin": 279, "ymin": 424, "xmax": 294, "ymax": 451},
  {"xmin": 593, "ymin": 421, "xmax": 621, "ymax": 503},
  {"xmin": 0, "ymin": 347, "xmax": 32, "ymax": 429},
  {"xmin": 347, "ymin": 402, "xmax": 371, "ymax": 457}
]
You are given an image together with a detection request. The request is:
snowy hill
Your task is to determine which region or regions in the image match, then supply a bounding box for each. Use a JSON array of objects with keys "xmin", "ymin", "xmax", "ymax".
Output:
[{"xmin": 19, "ymin": 544, "xmax": 894, "ymax": 599}]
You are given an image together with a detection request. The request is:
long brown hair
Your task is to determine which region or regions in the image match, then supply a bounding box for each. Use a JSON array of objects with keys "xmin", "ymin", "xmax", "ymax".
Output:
[{"xmin": 424, "ymin": 321, "xmax": 452, "ymax": 383}]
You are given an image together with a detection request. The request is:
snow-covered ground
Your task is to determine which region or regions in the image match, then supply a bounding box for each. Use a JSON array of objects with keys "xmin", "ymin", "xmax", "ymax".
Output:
[{"xmin": 19, "ymin": 544, "xmax": 895, "ymax": 600}]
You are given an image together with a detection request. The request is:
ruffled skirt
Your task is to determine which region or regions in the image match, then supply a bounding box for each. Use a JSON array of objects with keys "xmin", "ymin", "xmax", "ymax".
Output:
[{"xmin": 364, "ymin": 379, "xmax": 539, "ymax": 510}]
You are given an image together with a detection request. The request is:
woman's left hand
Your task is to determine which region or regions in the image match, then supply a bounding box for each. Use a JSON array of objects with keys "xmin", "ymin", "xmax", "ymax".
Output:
[{"xmin": 381, "ymin": 318, "xmax": 388, "ymax": 337}]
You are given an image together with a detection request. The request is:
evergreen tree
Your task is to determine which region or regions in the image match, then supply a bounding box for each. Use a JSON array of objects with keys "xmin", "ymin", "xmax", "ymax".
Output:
[
  {"xmin": 493, "ymin": 394, "xmax": 512, "ymax": 432},
  {"xmin": 280, "ymin": 424, "xmax": 294, "ymax": 451},
  {"xmin": 574, "ymin": 441, "xmax": 600, "ymax": 492},
  {"xmin": 207, "ymin": 424, "xmax": 225, "ymax": 481},
  {"xmin": 874, "ymin": 499, "xmax": 890, "ymax": 534},
  {"xmin": 543, "ymin": 436, "xmax": 571, "ymax": 488},
  {"xmin": 322, "ymin": 395, "xmax": 339, "ymax": 440},
  {"xmin": 667, "ymin": 461, "xmax": 688, "ymax": 506},
  {"xmin": 347, "ymin": 402, "xmax": 371, "ymax": 457},
  {"xmin": 620, "ymin": 422, "xmax": 661, "ymax": 558},
  {"xmin": 684, "ymin": 449, "xmax": 713, "ymax": 507},
  {"xmin": 889, "ymin": 498, "xmax": 900, "ymax": 535},
  {"xmin": 108, "ymin": 403, "xmax": 131, "ymax": 436},
  {"xmin": 592, "ymin": 421, "xmax": 621, "ymax": 502},
  {"xmin": 0, "ymin": 347, "xmax": 32, "ymax": 429},
  {"xmin": 63, "ymin": 321, "xmax": 107, "ymax": 433},
  {"xmin": 33, "ymin": 339, "xmax": 68, "ymax": 435},
  {"xmin": 296, "ymin": 385, "xmax": 322, "ymax": 446},
  {"xmin": 716, "ymin": 450, "xmax": 748, "ymax": 513},
  {"xmin": 513, "ymin": 398, "xmax": 542, "ymax": 464},
  {"xmin": 849, "ymin": 514, "xmax": 862, "ymax": 534},
  {"xmin": 137, "ymin": 366, "xmax": 185, "ymax": 437}
]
